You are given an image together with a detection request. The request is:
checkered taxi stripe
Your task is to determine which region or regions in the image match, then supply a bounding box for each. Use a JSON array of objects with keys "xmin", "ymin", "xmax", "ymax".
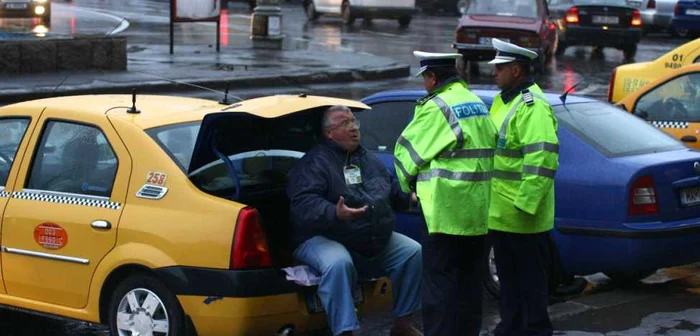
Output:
[
  {"xmin": 11, "ymin": 191, "xmax": 121, "ymax": 210},
  {"xmin": 650, "ymin": 121, "xmax": 690, "ymax": 129},
  {"xmin": 0, "ymin": 190, "xmax": 9, "ymax": 198}
]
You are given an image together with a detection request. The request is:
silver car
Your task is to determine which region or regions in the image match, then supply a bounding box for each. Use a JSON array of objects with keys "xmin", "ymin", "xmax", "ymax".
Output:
[{"xmin": 626, "ymin": 0, "xmax": 680, "ymax": 35}]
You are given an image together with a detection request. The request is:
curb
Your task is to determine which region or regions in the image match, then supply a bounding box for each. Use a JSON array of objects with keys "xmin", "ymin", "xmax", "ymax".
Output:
[{"xmin": 0, "ymin": 64, "xmax": 410, "ymax": 104}]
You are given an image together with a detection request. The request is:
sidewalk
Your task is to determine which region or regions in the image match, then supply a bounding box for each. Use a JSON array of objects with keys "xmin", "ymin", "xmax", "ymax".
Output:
[{"xmin": 0, "ymin": 43, "xmax": 409, "ymax": 103}]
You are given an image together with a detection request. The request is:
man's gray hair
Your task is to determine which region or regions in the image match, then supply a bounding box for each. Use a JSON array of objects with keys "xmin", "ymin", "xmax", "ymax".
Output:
[{"xmin": 322, "ymin": 105, "xmax": 352, "ymax": 129}]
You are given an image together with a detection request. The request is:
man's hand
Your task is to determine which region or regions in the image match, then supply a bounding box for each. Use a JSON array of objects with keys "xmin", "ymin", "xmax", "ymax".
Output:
[
  {"xmin": 336, "ymin": 196, "xmax": 368, "ymax": 221},
  {"xmin": 411, "ymin": 192, "xmax": 418, "ymax": 203}
]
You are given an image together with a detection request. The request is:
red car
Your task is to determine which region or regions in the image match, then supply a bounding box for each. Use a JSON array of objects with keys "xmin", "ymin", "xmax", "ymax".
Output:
[{"xmin": 452, "ymin": 0, "xmax": 558, "ymax": 73}]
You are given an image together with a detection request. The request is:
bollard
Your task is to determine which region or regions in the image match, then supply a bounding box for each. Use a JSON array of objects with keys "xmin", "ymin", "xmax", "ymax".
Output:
[{"xmin": 250, "ymin": 0, "xmax": 283, "ymax": 49}]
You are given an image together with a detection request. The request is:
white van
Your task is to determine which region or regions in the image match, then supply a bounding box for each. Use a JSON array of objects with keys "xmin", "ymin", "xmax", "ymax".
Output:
[{"xmin": 303, "ymin": 0, "xmax": 416, "ymax": 27}]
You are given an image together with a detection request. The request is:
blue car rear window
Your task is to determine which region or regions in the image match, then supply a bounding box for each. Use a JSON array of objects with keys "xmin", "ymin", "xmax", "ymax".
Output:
[{"xmin": 555, "ymin": 102, "xmax": 684, "ymax": 157}]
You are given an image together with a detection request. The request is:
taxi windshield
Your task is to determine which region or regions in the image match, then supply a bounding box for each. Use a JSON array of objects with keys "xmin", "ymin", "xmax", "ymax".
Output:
[{"xmin": 464, "ymin": 0, "xmax": 540, "ymax": 18}]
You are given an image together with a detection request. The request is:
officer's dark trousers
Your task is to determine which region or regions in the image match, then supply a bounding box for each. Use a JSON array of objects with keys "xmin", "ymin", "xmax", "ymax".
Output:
[
  {"xmin": 491, "ymin": 229, "xmax": 553, "ymax": 336},
  {"xmin": 422, "ymin": 231, "xmax": 485, "ymax": 336}
]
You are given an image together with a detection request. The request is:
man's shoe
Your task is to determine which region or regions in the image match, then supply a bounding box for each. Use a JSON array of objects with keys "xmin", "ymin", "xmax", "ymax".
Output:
[{"xmin": 389, "ymin": 325, "xmax": 423, "ymax": 336}]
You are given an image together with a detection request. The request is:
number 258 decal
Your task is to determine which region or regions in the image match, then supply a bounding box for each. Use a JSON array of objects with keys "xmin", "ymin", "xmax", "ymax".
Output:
[{"xmin": 146, "ymin": 171, "xmax": 168, "ymax": 186}]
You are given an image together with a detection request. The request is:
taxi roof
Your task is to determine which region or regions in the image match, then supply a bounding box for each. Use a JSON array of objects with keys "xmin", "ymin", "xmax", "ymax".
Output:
[{"xmin": 4, "ymin": 94, "xmax": 369, "ymax": 130}]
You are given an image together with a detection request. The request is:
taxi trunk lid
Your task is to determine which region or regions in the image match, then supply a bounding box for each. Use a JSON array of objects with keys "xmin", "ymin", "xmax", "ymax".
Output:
[{"xmin": 187, "ymin": 95, "xmax": 370, "ymax": 176}]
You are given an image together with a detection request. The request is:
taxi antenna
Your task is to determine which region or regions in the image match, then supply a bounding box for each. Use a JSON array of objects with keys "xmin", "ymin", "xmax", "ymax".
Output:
[
  {"xmin": 127, "ymin": 88, "xmax": 141, "ymax": 114},
  {"xmin": 135, "ymin": 72, "xmax": 244, "ymax": 103},
  {"xmin": 560, "ymin": 79, "xmax": 588, "ymax": 105},
  {"xmin": 219, "ymin": 82, "xmax": 232, "ymax": 105}
]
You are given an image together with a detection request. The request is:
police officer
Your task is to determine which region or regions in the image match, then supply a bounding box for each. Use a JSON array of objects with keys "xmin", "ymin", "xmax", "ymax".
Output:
[
  {"xmin": 487, "ymin": 39, "xmax": 559, "ymax": 336},
  {"xmin": 394, "ymin": 51, "xmax": 498, "ymax": 336}
]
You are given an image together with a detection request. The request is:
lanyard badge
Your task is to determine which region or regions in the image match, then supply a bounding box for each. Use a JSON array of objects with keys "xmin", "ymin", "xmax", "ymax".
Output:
[{"xmin": 344, "ymin": 165, "xmax": 362, "ymax": 185}]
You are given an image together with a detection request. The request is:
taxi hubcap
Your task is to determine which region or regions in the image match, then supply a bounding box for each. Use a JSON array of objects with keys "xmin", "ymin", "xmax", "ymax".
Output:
[
  {"xmin": 489, "ymin": 247, "xmax": 499, "ymax": 284},
  {"xmin": 116, "ymin": 288, "xmax": 169, "ymax": 336}
]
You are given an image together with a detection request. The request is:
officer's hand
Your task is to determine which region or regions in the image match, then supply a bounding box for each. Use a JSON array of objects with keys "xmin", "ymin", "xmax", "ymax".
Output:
[
  {"xmin": 411, "ymin": 192, "xmax": 418, "ymax": 203},
  {"xmin": 336, "ymin": 196, "xmax": 368, "ymax": 221}
]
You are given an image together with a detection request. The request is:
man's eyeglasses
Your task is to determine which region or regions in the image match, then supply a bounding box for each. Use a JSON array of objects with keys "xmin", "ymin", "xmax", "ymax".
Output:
[{"xmin": 329, "ymin": 119, "xmax": 361, "ymax": 130}]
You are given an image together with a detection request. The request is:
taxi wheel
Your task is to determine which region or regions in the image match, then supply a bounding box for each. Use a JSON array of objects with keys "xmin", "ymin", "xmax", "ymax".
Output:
[{"xmin": 108, "ymin": 274, "xmax": 186, "ymax": 336}]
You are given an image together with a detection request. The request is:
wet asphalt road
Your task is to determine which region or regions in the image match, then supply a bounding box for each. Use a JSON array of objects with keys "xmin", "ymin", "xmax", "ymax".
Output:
[{"xmin": 1, "ymin": 0, "xmax": 700, "ymax": 335}]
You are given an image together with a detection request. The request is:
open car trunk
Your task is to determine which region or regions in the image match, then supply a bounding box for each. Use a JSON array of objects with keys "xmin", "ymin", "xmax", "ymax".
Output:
[{"xmin": 186, "ymin": 95, "xmax": 370, "ymax": 267}]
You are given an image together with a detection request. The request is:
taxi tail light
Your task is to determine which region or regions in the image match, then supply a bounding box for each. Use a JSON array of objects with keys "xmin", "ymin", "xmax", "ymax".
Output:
[
  {"xmin": 629, "ymin": 175, "xmax": 658, "ymax": 216},
  {"xmin": 566, "ymin": 7, "xmax": 579, "ymax": 24},
  {"xmin": 631, "ymin": 10, "xmax": 642, "ymax": 27},
  {"xmin": 608, "ymin": 67, "xmax": 617, "ymax": 102},
  {"xmin": 647, "ymin": 0, "xmax": 656, "ymax": 9},
  {"xmin": 675, "ymin": 3, "xmax": 680, "ymax": 15},
  {"xmin": 231, "ymin": 207, "xmax": 272, "ymax": 269}
]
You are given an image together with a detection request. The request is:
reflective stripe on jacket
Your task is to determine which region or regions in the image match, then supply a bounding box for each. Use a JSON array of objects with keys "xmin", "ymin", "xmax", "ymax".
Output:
[
  {"xmin": 488, "ymin": 83, "xmax": 559, "ymax": 234},
  {"xmin": 394, "ymin": 78, "xmax": 498, "ymax": 236}
]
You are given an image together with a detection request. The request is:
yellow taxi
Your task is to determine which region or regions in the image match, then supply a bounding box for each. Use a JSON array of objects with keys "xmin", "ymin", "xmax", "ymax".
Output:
[
  {"xmin": 617, "ymin": 63, "xmax": 700, "ymax": 149},
  {"xmin": 608, "ymin": 37, "xmax": 700, "ymax": 103},
  {"xmin": 0, "ymin": 94, "xmax": 392, "ymax": 335}
]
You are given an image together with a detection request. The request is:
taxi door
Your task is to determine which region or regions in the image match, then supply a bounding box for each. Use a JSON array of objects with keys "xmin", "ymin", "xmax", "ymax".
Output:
[
  {"xmin": 1, "ymin": 108, "xmax": 131, "ymax": 309},
  {"xmin": 628, "ymin": 70, "xmax": 700, "ymax": 149},
  {"xmin": 0, "ymin": 109, "xmax": 42, "ymax": 296}
]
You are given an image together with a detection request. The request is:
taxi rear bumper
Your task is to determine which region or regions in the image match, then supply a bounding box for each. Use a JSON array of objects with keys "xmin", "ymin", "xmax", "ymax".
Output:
[
  {"xmin": 154, "ymin": 266, "xmax": 299, "ymax": 298},
  {"xmin": 156, "ymin": 266, "xmax": 323, "ymax": 335}
]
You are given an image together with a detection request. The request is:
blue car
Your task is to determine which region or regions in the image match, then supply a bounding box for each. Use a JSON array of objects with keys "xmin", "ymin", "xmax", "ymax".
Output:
[
  {"xmin": 672, "ymin": 0, "xmax": 700, "ymax": 37},
  {"xmin": 358, "ymin": 89, "xmax": 700, "ymax": 297}
]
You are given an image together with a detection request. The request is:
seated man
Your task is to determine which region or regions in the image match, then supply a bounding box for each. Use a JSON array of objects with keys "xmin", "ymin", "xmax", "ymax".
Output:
[{"xmin": 288, "ymin": 105, "xmax": 423, "ymax": 336}]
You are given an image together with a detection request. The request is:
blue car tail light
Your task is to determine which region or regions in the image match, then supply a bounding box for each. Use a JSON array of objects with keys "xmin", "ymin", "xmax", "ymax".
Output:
[{"xmin": 629, "ymin": 175, "xmax": 658, "ymax": 216}]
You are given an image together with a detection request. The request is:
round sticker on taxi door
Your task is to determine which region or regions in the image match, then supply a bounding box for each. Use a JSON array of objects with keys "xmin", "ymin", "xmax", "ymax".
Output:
[{"xmin": 33, "ymin": 223, "xmax": 68, "ymax": 250}]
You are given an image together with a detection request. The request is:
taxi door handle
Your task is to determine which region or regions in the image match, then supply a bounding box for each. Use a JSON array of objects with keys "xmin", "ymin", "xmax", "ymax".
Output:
[
  {"xmin": 91, "ymin": 220, "xmax": 112, "ymax": 230},
  {"xmin": 681, "ymin": 136, "xmax": 697, "ymax": 143}
]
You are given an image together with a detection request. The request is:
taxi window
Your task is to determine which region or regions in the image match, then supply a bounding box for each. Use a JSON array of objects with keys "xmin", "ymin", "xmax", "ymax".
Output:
[
  {"xmin": 634, "ymin": 72, "xmax": 700, "ymax": 122},
  {"xmin": 27, "ymin": 121, "xmax": 118, "ymax": 198},
  {"xmin": 0, "ymin": 118, "xmax": 30, "ymax": 187},
  {"xmin": 555, "ymin": 102, "xmax": 683, "ymax": 157},
  {"xmin": 147, "ymin": 122, "xmax": 200, "ymax": 172},
  {"xmin": 357, "ymin": 101, "xmax": 415, "ymax": 152}
]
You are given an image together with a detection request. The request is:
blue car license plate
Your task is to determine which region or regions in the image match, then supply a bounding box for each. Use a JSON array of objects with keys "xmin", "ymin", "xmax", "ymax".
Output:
[{"xmin": 681, "ymin": 187, "xmax": 700, "ymax": 206}]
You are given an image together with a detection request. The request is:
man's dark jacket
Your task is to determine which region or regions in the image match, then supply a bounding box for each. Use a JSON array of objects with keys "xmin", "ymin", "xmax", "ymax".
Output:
[{"xmin": 288, "ymin": 139, "xmax": 409, "ymax": 257}]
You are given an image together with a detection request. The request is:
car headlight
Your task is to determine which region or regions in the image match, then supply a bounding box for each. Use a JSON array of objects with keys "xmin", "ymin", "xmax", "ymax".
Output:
[{"xmin": 35, "ymin": 5, "xmax": 45, "ymax": 15}]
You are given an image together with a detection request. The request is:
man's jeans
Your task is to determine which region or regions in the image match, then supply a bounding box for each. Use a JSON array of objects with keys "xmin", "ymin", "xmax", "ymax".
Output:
[{"xmin": 293, "ymin": 232, "xmax": 422, "ymax": 335}]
